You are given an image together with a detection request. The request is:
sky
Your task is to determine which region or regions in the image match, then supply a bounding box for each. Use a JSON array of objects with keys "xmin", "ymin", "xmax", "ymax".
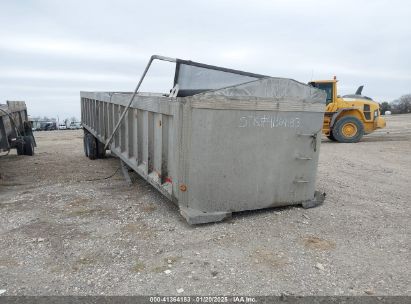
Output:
[{"xmin": 0, "ymin": 0, "xmax": 410, "ymax": 120}]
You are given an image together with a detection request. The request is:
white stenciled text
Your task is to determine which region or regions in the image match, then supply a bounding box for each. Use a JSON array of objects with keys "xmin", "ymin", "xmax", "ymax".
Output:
[{"xmin": 239, "ymin": 114, "xmax": 301, "ymax": 129}]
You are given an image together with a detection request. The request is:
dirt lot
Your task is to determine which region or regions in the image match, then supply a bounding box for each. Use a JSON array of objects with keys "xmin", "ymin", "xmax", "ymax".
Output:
[{"xmin": 0, "ymin": 114, "xmax": 410, "ymax": 296}]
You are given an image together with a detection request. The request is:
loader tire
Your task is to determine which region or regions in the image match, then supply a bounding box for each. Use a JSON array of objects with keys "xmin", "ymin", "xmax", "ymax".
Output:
[
  {"xmin": 327, "ymin": 132, "xmax": 337, "ymax": 141},
  {"xmin": 332, "ymin": 116, "xmax": 364, "ymax": 143}
]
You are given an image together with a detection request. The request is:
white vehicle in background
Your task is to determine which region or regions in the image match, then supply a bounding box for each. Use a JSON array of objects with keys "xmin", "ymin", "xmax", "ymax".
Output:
[
  {"xmin": 69, "ymin": 122, "xmax": 82, "ymax": 130},
  {"xmin": 58, "ymin": 124, "xmax": 67, "ymax": 130}
]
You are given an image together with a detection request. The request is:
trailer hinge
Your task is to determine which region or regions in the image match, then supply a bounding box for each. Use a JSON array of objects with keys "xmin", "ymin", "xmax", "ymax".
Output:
[
  {"xmin": 297, "ymin": 130, "xmax": 320, "ymax": 152},
  {"xmin": 295, "ymin": 154, "xmax": 312, "ymax": 160},
  {"xmin": 311, "ymin": 133, "xmax": 317, "ymax": 152},
  {"xmin": 294, "ymin": 179, "xmax": 309, "ymax": 184}
]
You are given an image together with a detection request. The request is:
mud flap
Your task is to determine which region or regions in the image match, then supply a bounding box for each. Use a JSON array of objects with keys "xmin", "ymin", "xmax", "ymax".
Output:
[
  {"xmin": 120, "ymin": 160, "xmax": 133, "ymax": 186},
  {"xmin": 302, "ymin": 191, "xmax": 326, "ymax": 209},
  {"xmin": 180, "ymin": 207, "xmax": 232, "ymax": 225}
]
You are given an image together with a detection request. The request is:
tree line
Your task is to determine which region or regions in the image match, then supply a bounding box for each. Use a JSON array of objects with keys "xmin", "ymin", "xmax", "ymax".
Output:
[{"xmin": 380, "ymin": 94, "xmax": 411, "ymax": 114}]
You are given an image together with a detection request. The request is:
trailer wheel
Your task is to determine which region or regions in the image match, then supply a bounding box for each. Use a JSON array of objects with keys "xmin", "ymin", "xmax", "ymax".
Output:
[
  {"xmin": 97, "ymin": 141, "xmax": 106, "ymax": 158},
  {"xmin": 16, "ymin": 141, "xmax": 24, "ymax": 155},
  {"xmin": 23, "ymin": 136, "xmax": 35, "ymax": 156},
  {"xmin": 332, "ymin": 116, "xmax": 364, "ymax": 143},
  {"xmin": 83, "ymin": 132, "xmax": 89, "ymax": 157},
  {"xmin": 86, "ymin": 133, "xmax": 98, "ymax": 160}
]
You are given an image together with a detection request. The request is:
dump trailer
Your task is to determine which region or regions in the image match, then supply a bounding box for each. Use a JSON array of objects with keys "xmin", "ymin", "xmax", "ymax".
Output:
[
  {"xmin": 81, "ymin": 55, "xmax": 326, "ymax": 224},
  {"xmin": 309, "ymin": 78, "xmax": 386, "ymax": 143},
  {"xmin": 0, "ymin": 101, "xmax": 36, "ymax": 155}
]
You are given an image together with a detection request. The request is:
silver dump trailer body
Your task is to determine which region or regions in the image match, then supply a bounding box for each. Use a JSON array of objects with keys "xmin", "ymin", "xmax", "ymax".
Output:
[
  {"xmin": 81, "ymin": 55, "xmax": 326, "ymax": 224},
  {"xmin": 0, "ymin": 101, "xmax": 36, "ymax": 155}
]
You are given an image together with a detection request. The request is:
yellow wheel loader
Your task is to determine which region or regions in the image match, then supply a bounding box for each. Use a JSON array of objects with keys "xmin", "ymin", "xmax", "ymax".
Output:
[{"xmin": 309, "ymin": 78, "xmax": 386, "ymax": 143}]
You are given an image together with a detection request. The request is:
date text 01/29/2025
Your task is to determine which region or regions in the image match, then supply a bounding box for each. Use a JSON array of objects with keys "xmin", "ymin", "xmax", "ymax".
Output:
[{"xmin": 239, "ymin": 114, "xmax": 301, "ymax": 129}]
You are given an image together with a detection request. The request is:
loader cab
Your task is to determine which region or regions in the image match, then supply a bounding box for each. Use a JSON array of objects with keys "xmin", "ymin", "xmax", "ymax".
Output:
[{"xmin": 308, "ymin": 80, "xmax": 337, "ymax": 105}]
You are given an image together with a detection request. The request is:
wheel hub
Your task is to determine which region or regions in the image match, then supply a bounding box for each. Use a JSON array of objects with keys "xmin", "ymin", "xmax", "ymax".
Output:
[{"xmin": 342, "ymin": 122, "xmax": 357, "ymax": 138}]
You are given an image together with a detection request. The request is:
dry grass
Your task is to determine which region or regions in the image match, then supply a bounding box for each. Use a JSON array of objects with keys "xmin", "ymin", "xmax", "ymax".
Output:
[
  {"xmin": 163, "ymin": 256, "xmax": 180, "ymax": 264},
  {"xmin": 141, "ymin": 203, "xmax": 157, "ymax": 213},
  {"xmin": 0, "ymin": 257, "xmax": 19, "ymax": 267},
  {"xmin": 65, "ymin": 205, "xmax": 111, "ymax": 218},
  {"xmin": 151, "ymin": 265, "xmax": 169, "ymax": 273},
  {"xmin": 302, "ymin": 236, "xmax": 336, "ymax": 251},
  {"xmin": 251, "ymin": 248, "xmax": 288, "ymax": 268},
  {"xmin": 132, "ymin": 260, "xmax": 146, "ymax": 273},
  {"xmin": 67, "ymin": 197, "xmax": 91, "ymax": 207},
  {"xmin": 120, "ymin": 222, "xmax": 157, "ymax": 239},
  {"xmin": 72, "ymin": 254, "xmax": 97, "ymax": 271}
]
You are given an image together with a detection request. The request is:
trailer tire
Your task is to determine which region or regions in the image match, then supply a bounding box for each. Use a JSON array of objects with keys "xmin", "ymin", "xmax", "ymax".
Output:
[
  {"xmin": 83, "ymin": 131, "xmax": 89, "ymax": 157},
  {"xmin": 97, "ymin": 141, "xmax": 106, "ymax": 158},
  {"xmin": 332, "ymin": 116, "xmax": 364, "ymax": 143},
  {"xmin": 16, "ymin": 141, "xmax": 24, "ymax": 155},
  {"xmin": 86, "ymin": 133, "xmax": 98, "ymax": 160},
  {"xmin": 23, "ymin": 136, "xmax": 35, "ymax": 156},
  {"xmin": 83, "ymin": 135, "xmax": 89, "ymax": 157}
]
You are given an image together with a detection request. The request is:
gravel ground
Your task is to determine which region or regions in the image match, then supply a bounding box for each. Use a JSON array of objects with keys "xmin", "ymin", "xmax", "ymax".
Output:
[{"xmin": 0, "ymin": 114, "xmax": 410, "ymax": 296}]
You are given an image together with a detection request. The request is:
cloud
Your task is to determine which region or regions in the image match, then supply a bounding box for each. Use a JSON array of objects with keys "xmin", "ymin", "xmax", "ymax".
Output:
[
  {"xmin": 0, "ymin": 68, "xmax": 136, "ymax": 82},
  {"xmin": 0, "ymin": 0, "xmax": 410, "ymax": 118},
  {"xmin": 0, "ymin": 34, "xmax": 148, "ymax": 62}
]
